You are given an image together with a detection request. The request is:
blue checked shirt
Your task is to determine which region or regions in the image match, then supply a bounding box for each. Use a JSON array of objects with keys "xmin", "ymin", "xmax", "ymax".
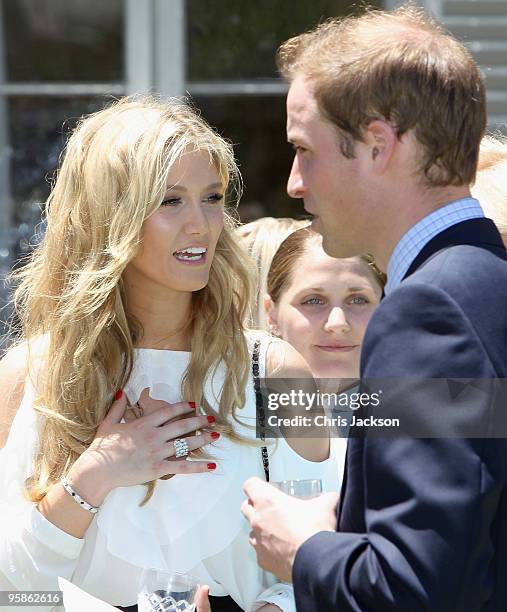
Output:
[{"xmin": 384, "ymin": 197, "xmax": 485, "ymax": 296}]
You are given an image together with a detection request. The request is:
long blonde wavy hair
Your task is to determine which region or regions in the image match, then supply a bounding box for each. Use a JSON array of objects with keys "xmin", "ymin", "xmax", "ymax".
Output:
[{"xmin": 13, "ymin": 96, "xmax": 254, "ymax": 505}]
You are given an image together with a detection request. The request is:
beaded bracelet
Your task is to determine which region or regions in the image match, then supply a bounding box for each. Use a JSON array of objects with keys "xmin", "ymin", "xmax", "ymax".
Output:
[{"xmin": 60, "ymin": 476, "xmax": 100, "ymax": 514}]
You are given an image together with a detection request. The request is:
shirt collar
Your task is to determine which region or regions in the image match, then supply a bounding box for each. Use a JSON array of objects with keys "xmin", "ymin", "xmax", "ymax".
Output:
[{"xmin": 384, "ymin": 197, "xmax": 485, "ymax": 296}]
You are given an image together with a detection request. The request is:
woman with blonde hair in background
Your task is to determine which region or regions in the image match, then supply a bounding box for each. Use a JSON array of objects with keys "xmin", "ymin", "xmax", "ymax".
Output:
[
  {"xmin": 235, "ymin": 217, "xmax": 308, "ymax": 329},
  {"xmin": 0, "ymin": 97, "xmax": 338, "ymax": 612},
  {"xmin": 472, "ymin": 134, "xmax": 507, "ymax": 246}
]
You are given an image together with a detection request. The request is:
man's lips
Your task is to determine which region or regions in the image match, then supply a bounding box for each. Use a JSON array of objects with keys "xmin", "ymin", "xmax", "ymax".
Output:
[{"xmin": 315, "ymin": 345, "xmax": 358, "ymax": 353}]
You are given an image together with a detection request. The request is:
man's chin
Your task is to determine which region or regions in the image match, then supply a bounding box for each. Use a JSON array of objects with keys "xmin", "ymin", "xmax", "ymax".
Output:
[
  {"xmin": 321, "ymin": 235, "xmax": 353, "ymax": 259},
  {"xmin": 310, "ymin": 217, "xmax": 322, "ymax": 234},
  {"xmin": 311, "ymin": 220, "xmax": 355, "ymax": 258},
  {"xmin": 320, "ymin": 233, "xmax": 340, "ymax": 257}
]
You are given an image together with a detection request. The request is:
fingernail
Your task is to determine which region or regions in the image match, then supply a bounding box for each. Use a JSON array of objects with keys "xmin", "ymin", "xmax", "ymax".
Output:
[
  {"xmin": 114, "ymin": 389, "xmax": 123, "ymax": 401},
  {"xmin": 211, "ymin": 431, "xmax": 220, "ymax": 440},
  {"xmin": 207, "ymin": 463, "xmax": 217, "ymax": 470},
  {"xmin": 207, "ymin": 416, "xmax": 215, "ymax": 424},
  {"xmin": 189, "ymin": 401, "xmax": 196, "ymax": 409}
]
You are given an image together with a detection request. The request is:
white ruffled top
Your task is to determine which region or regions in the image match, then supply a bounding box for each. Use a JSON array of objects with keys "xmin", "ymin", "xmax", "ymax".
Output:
[{"xmin": 0, "ymin": 334, "xmax": 346, "ymax": 611}]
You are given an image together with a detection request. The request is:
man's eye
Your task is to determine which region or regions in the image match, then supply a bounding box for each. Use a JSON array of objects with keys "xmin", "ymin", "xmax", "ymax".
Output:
[
  {"xmin": 293, "ymin": 145, "xmax": 307, "ymax": 154},
  {"xmin": 160, "ymin": 197, "xmax": 181, "ymax": 207},
  {"xmin": 203, "ymin": 193, "xmax": 224, "ymax": 204}
]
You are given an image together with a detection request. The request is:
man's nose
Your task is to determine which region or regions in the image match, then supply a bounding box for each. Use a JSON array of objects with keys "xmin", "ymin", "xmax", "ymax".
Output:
[{"xmin": 287, "ymin": 156, "xmax": 306, "ymax": 199}]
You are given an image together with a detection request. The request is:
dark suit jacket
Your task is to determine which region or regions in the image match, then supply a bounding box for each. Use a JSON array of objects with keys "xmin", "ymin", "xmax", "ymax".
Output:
[{"xmin": 293, "ymin": 218, "xmax": 507, "ymax": 611}]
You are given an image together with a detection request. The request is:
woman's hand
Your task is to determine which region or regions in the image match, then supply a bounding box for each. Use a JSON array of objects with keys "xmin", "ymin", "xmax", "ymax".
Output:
[
  {"xmin": 68, "ymin": 390, "xmax": 218, "ymax": 504},
  {"xmin": 195, "ymin": 585, "xmax": 211, "ymax": 612}
]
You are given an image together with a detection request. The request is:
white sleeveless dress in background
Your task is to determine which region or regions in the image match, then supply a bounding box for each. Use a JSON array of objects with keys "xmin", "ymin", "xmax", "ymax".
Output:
[{"xmin": 0, "ymin": 334, "xmax": 345, "ymax": 611}]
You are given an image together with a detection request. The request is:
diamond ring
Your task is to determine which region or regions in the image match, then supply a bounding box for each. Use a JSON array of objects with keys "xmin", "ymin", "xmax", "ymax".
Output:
[{"xmin": 174, "ymin": 438, "xmax": 189, "ymax": 458}]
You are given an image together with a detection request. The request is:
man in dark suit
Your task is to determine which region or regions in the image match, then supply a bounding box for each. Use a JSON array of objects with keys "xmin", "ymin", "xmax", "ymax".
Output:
[{"xmin": 242, "ymin": 6, "xmax": 507, "ymax": 611}]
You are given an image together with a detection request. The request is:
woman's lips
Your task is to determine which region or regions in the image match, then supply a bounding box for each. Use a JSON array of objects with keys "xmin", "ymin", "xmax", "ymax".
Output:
[
  {"xmin": 173, "ymin": 252, "xmax": 208, "ymax": 266},
  {"xmin": 315, "ymin": 345, "xmax": 358, "ymax": 353}
]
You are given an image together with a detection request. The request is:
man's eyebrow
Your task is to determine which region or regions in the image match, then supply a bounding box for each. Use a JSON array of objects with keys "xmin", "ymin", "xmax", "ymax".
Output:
[
  {"xmin": 165, "ymin": 182, "xmax": 223, "ymax": 192},
  {"xmin": 287, "ymin": 136, "xmax": 306, "ymax": 146}
]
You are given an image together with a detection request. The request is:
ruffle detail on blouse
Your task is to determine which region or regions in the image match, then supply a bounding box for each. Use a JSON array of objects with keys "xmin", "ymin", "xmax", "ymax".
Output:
[{"xmin": 96, "ymin": 345, "xmax": 262, "ymax": 573}]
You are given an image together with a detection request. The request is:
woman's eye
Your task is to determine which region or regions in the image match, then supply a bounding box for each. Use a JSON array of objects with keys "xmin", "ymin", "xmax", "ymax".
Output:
[
  {"xmin": 160, "ymin": 197, "xmax": 181, "ymax": 207},
  {"xmin": 160, "ymin": 193, "xmax": 224, "ymax": 207},
  {"xmin": 302, "ymin": 297, "xmax": 324, "ymax": 305},
  {"xmin": 203, "ymin": 193, "xmax": 224, "ymax": 204},
  {"xmin": 349, "ymin": 295, "xmax": 369, "ymax": 305}
]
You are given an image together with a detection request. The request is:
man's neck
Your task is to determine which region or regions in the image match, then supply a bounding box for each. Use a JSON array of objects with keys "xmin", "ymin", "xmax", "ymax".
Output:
[{"xmin": 375, "ymin": 185, "xmax": 472, "ymax": 271}]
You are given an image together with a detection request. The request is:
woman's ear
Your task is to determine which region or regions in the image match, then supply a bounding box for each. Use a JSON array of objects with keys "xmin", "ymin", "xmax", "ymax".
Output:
[{"xmin": 264, "ymin": 294, "xmax": 280, "ymax": 337}]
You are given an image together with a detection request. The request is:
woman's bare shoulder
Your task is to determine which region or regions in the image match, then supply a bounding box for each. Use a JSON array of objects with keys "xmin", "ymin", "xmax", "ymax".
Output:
[
  {"xmin": 264, "ymin": 338, "xmax": 330, "ymax": 462},
  {"xmin": 0, "ymin": 341, "xmax": 30, "ymax": 448},
  {"xmin": 264, "ymin": 337, "xmax": 313, "ymax": 379}
]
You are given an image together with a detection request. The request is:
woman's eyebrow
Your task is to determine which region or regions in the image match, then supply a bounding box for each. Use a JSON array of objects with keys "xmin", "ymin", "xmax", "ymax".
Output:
[
  {"xmin": 292, "ymin": 287, "xmax": 325, "ymax": 296},
  {"xmin": 346, "ymin": 285, "xmax": 373, "ymax": 292},
  {"xmin": 294, "ymin": 285, "xmax": 374, "ymax": 296},
  {"xmin": 165, "ymin": 182, "xmax": 223, "ymax": 192}
]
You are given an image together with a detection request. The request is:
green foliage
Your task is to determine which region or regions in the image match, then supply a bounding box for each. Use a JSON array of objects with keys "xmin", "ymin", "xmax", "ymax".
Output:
[{"xmin": 187, "ymin": 0, "xmax": 377, "ymax": 81}]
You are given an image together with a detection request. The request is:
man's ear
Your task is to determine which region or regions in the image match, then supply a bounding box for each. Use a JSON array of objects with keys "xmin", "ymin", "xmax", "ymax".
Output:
[
  {"xmin": 264, "ymin": 294, "xmax": 280, "ymax": 336},
  {"xmin": 363, "ymin": 119, "xmax": 397, "ymax": 175}
]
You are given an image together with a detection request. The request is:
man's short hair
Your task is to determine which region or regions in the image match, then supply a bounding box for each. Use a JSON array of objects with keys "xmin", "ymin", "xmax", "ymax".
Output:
[{"xmin": 277, "ymin": 6, "xmax": 486, "ymax": 187}]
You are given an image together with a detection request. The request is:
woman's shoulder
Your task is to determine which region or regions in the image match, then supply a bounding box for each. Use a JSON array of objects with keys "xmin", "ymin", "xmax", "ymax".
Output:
[
  {"xmin": 244, "ymin": 330, "xmax": 311, "ymax": 375},
  {"xmin": 0, "ymin": 340, "xmax": 29, "ymax": 384},
  {"xmin": 0, "ymin": 335, "xmax": 49, "ymax": 438},
  {"xmin": 264, "ymin": 337, "xmax": 312, "ymax": 379},
  {"xmin": 0, "ymin": 341, "xmax": 30, "ymax": 448}
]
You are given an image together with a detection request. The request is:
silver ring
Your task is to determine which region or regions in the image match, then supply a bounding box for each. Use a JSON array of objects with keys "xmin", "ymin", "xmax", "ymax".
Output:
[{"xmin": 174, "ymin": 438, "xmax": 189, "ymax": 458}]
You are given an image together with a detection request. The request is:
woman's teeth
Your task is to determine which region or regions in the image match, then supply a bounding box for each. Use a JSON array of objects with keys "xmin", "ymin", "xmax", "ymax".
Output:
[{"xmin": 174, "ymin": 247, "xmax": 207, "ymax": 261}]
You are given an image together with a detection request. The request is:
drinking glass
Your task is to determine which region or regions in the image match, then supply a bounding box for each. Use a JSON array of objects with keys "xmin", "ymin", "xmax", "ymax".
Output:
[
  {"xmin": 137, "ymin": 570, "xmax": 198, "ymax": 612},
  {"xmin": 271, "ymin": 478, "xmax": 323, "ymax": 499}
]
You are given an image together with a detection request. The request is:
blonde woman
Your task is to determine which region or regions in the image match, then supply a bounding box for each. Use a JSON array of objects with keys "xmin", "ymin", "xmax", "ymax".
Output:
[
  {"xmin": 472, "ymin": 134, "xmax": 507, "ymax": 246},
  {"xmin": 235, "ymin": 218, "xmax": 309, "ymax": 330},
  {"xmin": 0, "ymin": 97, "xmax": 339, "ymax": 612}
]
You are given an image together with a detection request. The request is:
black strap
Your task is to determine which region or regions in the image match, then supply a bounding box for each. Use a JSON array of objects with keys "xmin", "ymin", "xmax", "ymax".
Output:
[
  {"xmin": 209, "ymin": 595, "xmax": 244, "ymax": 611},
  {"xmin": 252, "ymin": 338, "xmax": 269, "ymax": 482},
  {"xmin": 117, "ymin": 595, "xmax": 242, "ymax": 611}
]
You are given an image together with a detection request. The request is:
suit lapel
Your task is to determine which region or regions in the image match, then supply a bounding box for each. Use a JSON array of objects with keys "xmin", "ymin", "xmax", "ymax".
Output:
[
  {"xmin": 338, "ymin": 218, "xmax": 505, "ymax": 530},
  {"xmin": 404, "ymin": 218, "xmax": 506, "ymax": 280}
]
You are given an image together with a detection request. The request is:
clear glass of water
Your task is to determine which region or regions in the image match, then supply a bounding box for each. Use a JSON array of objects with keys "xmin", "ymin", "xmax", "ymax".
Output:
[
  {"xmin": 271, "ymin": 478, "xmax": 323, "ymax": 499},
  {"xmin": 137, "ymin": 570, "xmax": 198, "ymax": 612}
]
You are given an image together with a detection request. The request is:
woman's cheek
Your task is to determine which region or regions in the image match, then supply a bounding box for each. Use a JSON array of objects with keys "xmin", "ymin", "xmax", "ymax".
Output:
[
  {"xmin": 353, "ymin": 311, "xmax": 373, "ymax": 343},
  {"xmin": 289, "ymin": 316, "xmax": 316, "ymax": 352}
]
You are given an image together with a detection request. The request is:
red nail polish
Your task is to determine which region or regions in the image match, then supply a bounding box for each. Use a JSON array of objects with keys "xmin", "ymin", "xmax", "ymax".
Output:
[
  {"xmin": 189, "ymin": 401, "xmax": 196, "ymax": 409},
  {"xmin": 207, "ymin": 416, "xmax": 215, "ymax": 424},
  {"xmin": 211, "ymin": 432, "xmax": 220, "ymax": 440},
  {"xmin": 207, "ymin": 463, "xmax": 217, "ymax": 470},
  {"xmin": 115, "ymin": 389, "xmax": 123, "ymax": 401}
]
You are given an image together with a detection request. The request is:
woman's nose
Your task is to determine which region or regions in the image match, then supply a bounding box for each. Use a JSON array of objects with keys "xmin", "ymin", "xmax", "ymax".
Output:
[
  {"xmin": 184, "ymin": 201, "xmax": 209, "ymax": 235},
  {"xmin": 324, "ymin": 306, "xmax": 351, "ymax": 333}
]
